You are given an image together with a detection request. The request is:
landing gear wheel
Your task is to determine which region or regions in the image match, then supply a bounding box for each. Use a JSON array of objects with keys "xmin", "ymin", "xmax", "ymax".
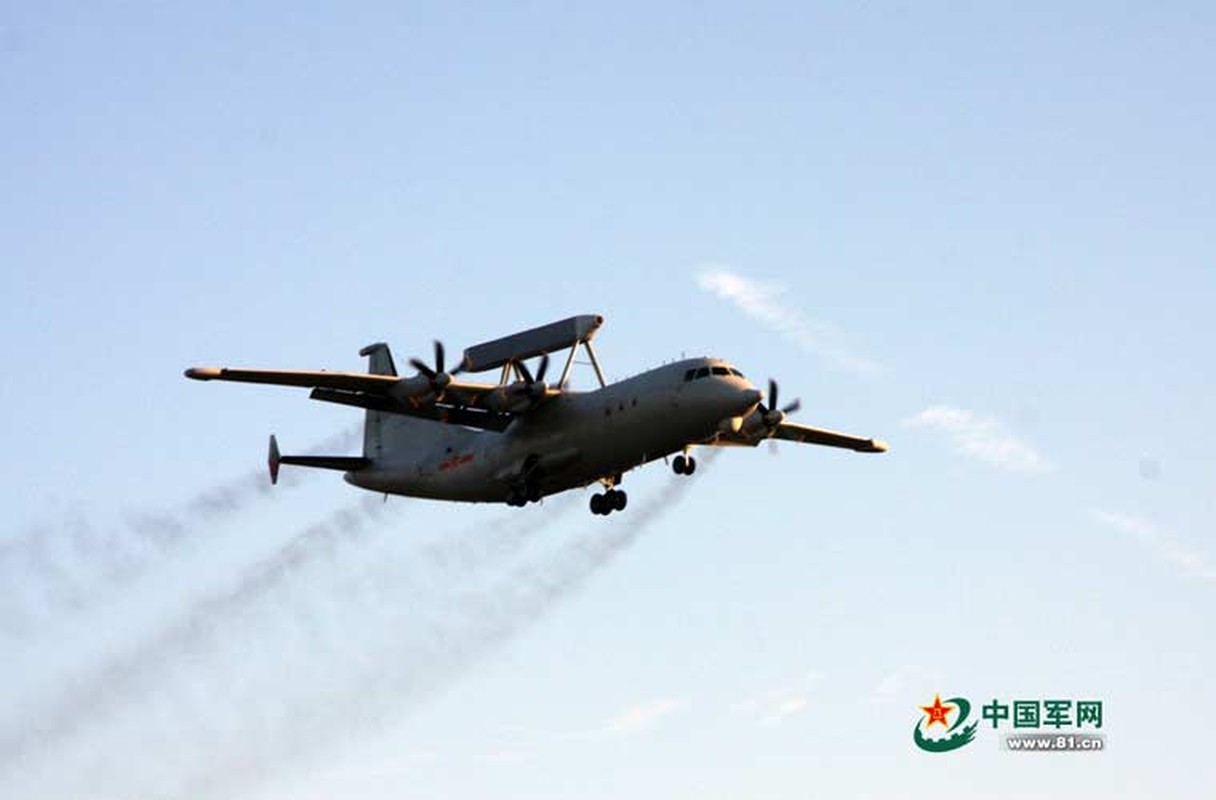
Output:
[
  {"xmin": 685, "ymin": 456, "xmax": 697, "ymax": 475},
  {"xmin": 611, "ymin": 489, "xmax": 628, "ymax": 511},
  {"xmin": 527, "ymin": 484, "xmax": 542, "ymax": 503},
  {"xmin": 673, "ymin": 455, "xmax": 687, "ymax": 475},
  {"xmin": 590, "ymin": 493, "xmax": 607, "ymax": 515},
  {"xmin": 507, "ymin": 489, "xmax": 526, "ymax": 507}
]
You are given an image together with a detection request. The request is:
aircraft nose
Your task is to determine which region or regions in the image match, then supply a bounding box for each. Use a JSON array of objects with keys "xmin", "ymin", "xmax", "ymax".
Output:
[{"xmin": 742, "ymin": 388, "xmax": 762, "ymax": 406}]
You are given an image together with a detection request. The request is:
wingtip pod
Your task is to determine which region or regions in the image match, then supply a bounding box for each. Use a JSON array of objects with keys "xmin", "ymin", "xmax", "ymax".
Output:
[
  {"xmin": 184, "ymin": 367, "xmax": 222, "ymax": 381},
  {"xmin": 268, "ymin": 434, "xmax": 281, "ymax": 485}
]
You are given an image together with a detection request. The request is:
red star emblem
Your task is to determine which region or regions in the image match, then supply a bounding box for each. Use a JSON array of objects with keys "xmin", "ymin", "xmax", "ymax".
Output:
[{"xmin": 920, "ymin": 694, "xmax": 955, "ymax": 729}]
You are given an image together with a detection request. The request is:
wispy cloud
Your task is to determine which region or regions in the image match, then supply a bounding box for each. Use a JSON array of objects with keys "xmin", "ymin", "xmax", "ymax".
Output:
[
  {"xmin": 732, "ymin": 669, "xmax": 822, "ymax": 725},
  {"xmin": 696, "ymin": 266, "xmax": 882, "ymax": 376},
  {"xmin": 602, "ymin": 698, "xmax": 683, "ymax": 736},
  {"xmin": 865, "ymin": 665, "xmax": 945, "ymax": 708},
  {"xmin": 904, "ymin": 406, "xmax": 1052, "ymax": 474},
  {"xmin": 470, "ymin": 698, "xmax": 686, "ymax": 761},
  {"xmin": 733, "ymin": 691, "xmax": 810, "ymax": 725},
  {"xmin": 1091, "ymin": 509, "xmax": 1216, "ymax": 581},
  {"xmin": 484, "ymin": 747, "xmax": 534, "ymax": 766}
]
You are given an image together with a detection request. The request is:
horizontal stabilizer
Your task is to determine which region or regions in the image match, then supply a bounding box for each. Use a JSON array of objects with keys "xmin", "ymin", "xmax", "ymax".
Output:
[
  {"xmin": 279, "ymin": 455, "xmax": 371, "ymax": 471},
  {"xmin": 268, "ymin": 433, "xmax": 369, "ymax": 485}
]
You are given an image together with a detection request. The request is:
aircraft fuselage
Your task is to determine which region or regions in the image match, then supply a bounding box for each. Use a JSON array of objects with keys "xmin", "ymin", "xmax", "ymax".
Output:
[{"xmin": 345, "ymin": 357, "xmax": 761, "ymax": 503}]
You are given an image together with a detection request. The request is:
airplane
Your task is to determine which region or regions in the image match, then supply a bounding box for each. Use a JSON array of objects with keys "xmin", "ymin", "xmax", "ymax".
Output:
[{"xmin": 185, "ymin": 314, "xmax": 888, "ymax": 515}]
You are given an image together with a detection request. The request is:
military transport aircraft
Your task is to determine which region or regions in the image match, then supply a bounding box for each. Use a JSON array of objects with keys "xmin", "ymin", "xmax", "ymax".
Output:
[{"xmin": 185, "ymin": 314, "xmax": 887, "ymax": 515}]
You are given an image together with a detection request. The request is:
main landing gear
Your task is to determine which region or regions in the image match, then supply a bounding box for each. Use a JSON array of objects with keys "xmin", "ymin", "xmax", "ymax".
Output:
[
  {"xmin": 506, "ymin": 482, "xmax": 542, "ymax": 507},
  {"xmin": 589, "ymin": 488, "xmax": 627, "ymax": 516},
  {"xmin": 672, "ymin": 454, "xmax": 697, "ymax": 475}
]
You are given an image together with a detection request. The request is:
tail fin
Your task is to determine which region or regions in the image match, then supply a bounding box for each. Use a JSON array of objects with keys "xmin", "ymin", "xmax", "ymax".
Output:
[
  {"xmin": 358, "ymin": 342, "xmax": 397, "ymax": 460},
  {"xmin": 269, "ymin": 434, "xmax": 282, "ymax": 485},
  {"xmin": 359, "ymin": 342, "xmax": 398, "ymax": 377}
]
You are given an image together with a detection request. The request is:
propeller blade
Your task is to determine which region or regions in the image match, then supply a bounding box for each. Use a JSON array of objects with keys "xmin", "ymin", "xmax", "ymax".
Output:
[
  {"xmin": 409, "ymin": 340, "xmax": 462, "ymax": 397},
  {"xmin": 768, "ymin": 378, "xmax": 779, "ymax": 412},
  {"xmin": 535, "ymin": 353, "xmax": 549, "ymax": 383},
  {"xmin": 782, "ymin": 398, "xmax": 801, "ymax": 415},
  {"xmin": 409, "ymin": 358, "xmax": 437, "ymax": 380},
  {"xmin": 434, "ymin": 340, "xmax": 445, "ymax": 375},
  {"xmin": 516, "ymin": 359, "xmax": 534, "ymax": 385}
]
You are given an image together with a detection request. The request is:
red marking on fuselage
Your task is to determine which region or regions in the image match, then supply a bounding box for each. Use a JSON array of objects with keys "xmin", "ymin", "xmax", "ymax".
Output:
[{"xmin": 438, "ymin": 453, "xmax": 475, "ymax": 472}]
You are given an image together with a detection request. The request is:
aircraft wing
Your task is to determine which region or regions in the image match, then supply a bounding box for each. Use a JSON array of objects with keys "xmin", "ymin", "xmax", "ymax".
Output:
[
  {"xmin": 307, "ymin": 387, "xmax": 518, "ymax": 432},
  {"xmin": 184, "ymin": 366, "xmax": 554, "ymax": 432},
  {"xmin": 184, "ymin": 367, "xmax": 401, "ymax": 393},
  {"xmin": 771, "ymin": 421, "xmax": 889, "ymax": 453}
]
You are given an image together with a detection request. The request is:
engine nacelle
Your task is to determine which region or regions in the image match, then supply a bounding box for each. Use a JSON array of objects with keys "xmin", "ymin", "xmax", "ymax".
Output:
[
  {"xmin": 485, "ymin": 382, "xmax": 546, "ymax": 414},
  {"xmin": 484, "ymin": 384, "xmax": 534, "ymax": 414},
  {"xmin": 388, "ymin": 376, "xmax": 439, "ymax": 407},
  {"xmin": 737, "ymin": 409, "xmax": 770, "ymax": 441},
  {"xmin": 718, "ymin": 415, "xmax": 745, "ymax": 434}
]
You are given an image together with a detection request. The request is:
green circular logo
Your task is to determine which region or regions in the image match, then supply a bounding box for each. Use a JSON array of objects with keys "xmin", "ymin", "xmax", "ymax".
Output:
[{"xmin": 913, "ymin": 695, "xmax": 978, "ymax": 753}]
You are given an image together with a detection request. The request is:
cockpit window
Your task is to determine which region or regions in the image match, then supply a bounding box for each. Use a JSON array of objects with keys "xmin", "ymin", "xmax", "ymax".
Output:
[
  {"xmin": 683, "ymin": 369, "xmax": 696, "ymax": 382},
  {"xmin": 729, "ymin": 368, "xmax": 745, "ymax": 378},
  {"xmin": 711, "ymin": 366, "xmax": 730, "ymax": 376},
  {"xmin": 694, "ymin": 367, "xmax": 710, "ymax": 379}
]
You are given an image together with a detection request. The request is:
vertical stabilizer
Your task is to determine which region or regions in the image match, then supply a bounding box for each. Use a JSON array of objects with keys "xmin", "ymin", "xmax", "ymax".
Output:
[{"xmin": 358, "ymin": 342, "xmax": 396, "ymax": 460}]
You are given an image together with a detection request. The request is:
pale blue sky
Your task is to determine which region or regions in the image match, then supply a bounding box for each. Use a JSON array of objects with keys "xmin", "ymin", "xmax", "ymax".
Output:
[{"xmin": 2, "ymin": 3, "xmax": 1213, "ymax": 798}]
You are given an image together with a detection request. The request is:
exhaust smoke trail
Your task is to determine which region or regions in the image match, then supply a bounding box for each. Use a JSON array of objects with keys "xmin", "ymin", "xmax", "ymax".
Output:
[
  {"xmin": 186, "ymin": 458, "xmax": 719, "ymax": 800},
  {"xmin": 0, "ymin": 495, "xmax": 390, "ymax": 770},
  {"xmin": 434, "ymin": 451, "xmax": 718, "ymax": 650},
  {"xmin": 2, "ymin": 457, "xmax": 710, "ymax": 800},
  {"xmin": 0, "ymin": 428, "xmax": 359, "ymax": 638},
  {"xmin": 0, "ymin": 489, "xmax": 577, "ymax": 784}
]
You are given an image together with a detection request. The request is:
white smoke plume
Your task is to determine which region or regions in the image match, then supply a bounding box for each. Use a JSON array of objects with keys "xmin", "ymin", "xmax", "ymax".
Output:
[
  {"xmin": 0, "ymin": 455, "xmax": 711, "ymax": 800},
  {"xmin": 0, "ymin": 428, "xmax": 359, "ymax": 638}
]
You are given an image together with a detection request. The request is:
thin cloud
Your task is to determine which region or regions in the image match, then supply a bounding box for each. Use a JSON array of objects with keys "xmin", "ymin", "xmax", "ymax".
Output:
[
  {"xmin": 866, "ymin": 670, "xmax": 906, "ymax": 708},
  {"xmin": 602, "ymin": 698, "xmax": 682, "ymax": 736},
  {"xmin": 904, "ymin": 406, "xmax": 1051, "ymax": 474},
  {"xmin": 733, "ymin": 669, "xmax": 822, "ymax": 725},
  {"xmin": 483, "ymin": 748, "xmax": 534, "ymax": 766},
  {"xmin": 1090, "ymin": 510, "xmax": 1216, "ymax": 581},
  {"xmin": 865, "ymin": 665, "xmax": 945, "ymax": 708},
  {"xmin": 696, "ymin": 266, "xmax": 882, "ymax": 376},
  {"xmin": 734, "ymin": 693, "xmax": 809, "ymax": 726}
]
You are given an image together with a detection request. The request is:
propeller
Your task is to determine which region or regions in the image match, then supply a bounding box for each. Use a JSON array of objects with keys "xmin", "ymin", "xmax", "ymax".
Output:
[
  {"xmin": 759, "ymin": 378, "xmax": 801, "ymax": 429},
  {"xmin": 409, "ymin": 340, "xmax": 468, "ymax": 398},
  {"xmin": 513, "ymin": 353, "xmax": 550, "ymax": 399}
]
